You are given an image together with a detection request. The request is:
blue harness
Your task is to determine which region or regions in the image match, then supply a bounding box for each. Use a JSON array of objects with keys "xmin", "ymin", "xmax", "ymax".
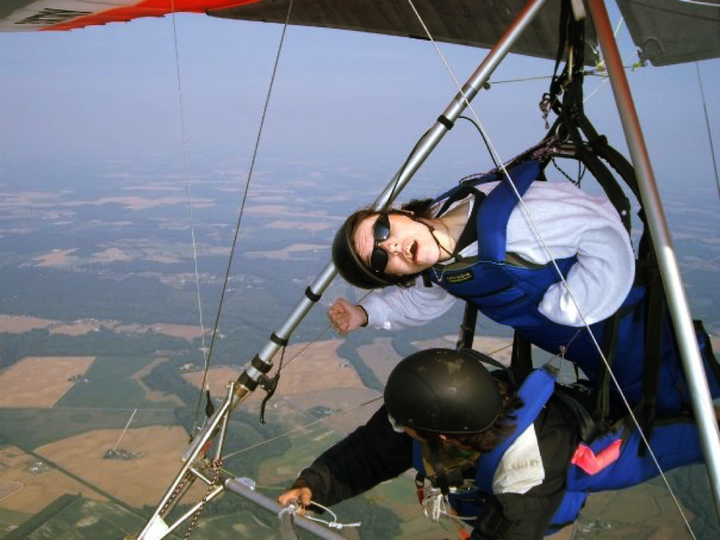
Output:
[
  {"xmin": 425, "ymin": 161, "xmax": 720, "ymax": 413},
  {"xmin": 429, "ymin": 161, "xmax": 577, "ymax": 328},
  {"xmin": 411, "ymin": 369, "xmax": 706, "ymax": 535}
]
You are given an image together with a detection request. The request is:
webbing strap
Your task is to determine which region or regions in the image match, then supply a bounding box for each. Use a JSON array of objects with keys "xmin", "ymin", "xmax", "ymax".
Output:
[
  {"xmin": 510, "ymin": 331, "xmax": 533, "ymax": 382},
  {"xmin": 635, "ymin": 267, "xmax": 665, "ymax": 454},
  {"xmin": 547, "ymin": 0, "xmax": 662, "ymax": 439},
  {"xmin": 428, "ymin": 442, "xmax": 450, "ymax": 496},
  {"xmin": 452, "ymin": 189, "xmax": 484, "ymax": 256},
  {"xmin": 573, "ymin": 115, "xmax": 633, "ymax": 232},
  {"xmin": 592, "ymin": 311, "xmax": 619, "ymax": 426},
  {"xmin": 456, "ymin": 303, "xmax": 479, "ymax": 351}
]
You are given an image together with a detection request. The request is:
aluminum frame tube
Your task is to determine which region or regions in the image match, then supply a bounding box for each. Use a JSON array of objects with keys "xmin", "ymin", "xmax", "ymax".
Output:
[
  {"xmin": 163, "ymin": 485, "xmax": 224, "ymax": 537},
  {"xmin": 235, "ymin": 0, "xmax": 550, "ymax": 397},
  {"xmin": 373, "ymin": 0, "xmax": 549, "ymax": 211},
  {"xmin": 587, "ymin": 0, "xmax": 720, "ymax": 520},
  {"xmin": 241, "ymin": 261, "xmax": 337, "ymax": 392},
  {"xmin": 225, "ymin": 478, "xmax": 346, "ymax": 540},
  {"xmin": 137, "ymin": 386, "xmax": 235, "ymax": 540}
]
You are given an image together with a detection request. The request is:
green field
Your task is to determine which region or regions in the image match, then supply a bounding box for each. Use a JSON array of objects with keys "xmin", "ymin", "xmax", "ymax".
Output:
[{"xmin": 56, "ymin": 356, "xmax": 179, "ymax": 410}]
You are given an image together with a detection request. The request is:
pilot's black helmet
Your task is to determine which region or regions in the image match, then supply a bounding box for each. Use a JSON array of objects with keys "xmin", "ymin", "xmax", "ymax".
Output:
[{"xmin": 384, "ymin": 348, "xmax": 502, "ymax": 435}]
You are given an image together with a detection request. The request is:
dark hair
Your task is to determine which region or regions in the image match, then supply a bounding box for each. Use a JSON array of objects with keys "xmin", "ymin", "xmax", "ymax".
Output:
[
  {"xmin": 412, "ymin": 377, "xmax": 523, "ymax": 453},
  {"xmin": 345, "ymin": 207, "xmax": 425, "ymax": 288},
  {"xmin": 400, "ymin": 198, "xmax": 435, "ymax": 219}
]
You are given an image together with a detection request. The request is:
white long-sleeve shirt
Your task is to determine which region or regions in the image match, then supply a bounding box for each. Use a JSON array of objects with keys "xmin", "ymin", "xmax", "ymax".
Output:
[{"xmin": 363, "ymin": 180, "xmax": 635, "ymax": 330}]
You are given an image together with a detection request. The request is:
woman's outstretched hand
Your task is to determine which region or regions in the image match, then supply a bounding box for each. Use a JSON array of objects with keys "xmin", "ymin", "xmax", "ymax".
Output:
[{"xmin": 328, "ymin": 298, "xmax": 367, "ymax": 334}]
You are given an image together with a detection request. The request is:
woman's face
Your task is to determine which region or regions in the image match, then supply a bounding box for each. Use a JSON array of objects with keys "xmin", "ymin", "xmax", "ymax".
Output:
[{"xmin": 354, "ymin": 212, "xmax": 440, "ymax": 276}]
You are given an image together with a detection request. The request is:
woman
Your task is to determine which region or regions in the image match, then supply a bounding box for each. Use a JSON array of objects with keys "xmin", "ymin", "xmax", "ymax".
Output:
[{"xmin": 328, "ymin": 160, "xmax": 719, "ymax": 413}]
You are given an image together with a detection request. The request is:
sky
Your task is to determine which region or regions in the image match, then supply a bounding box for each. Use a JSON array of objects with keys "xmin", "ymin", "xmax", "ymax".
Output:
[{"xmin": 0, "ymin": 5, "xmax": 718, "ymax": 200}]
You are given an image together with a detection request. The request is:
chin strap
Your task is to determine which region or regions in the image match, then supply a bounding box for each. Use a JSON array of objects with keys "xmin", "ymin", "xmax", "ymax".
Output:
[{"xmin": 427, "ymin": 441, "xmax": 451, "ymax": 496}]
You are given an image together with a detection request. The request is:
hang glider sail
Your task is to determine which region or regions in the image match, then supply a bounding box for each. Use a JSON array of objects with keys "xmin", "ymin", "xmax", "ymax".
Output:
[
  {"xmin": 3, "ymin": 0, "xmax": 720, "ymax": 67},
  {"xmin": 0, "ymin": 0, "xmax": 254, "ymax": 31}
]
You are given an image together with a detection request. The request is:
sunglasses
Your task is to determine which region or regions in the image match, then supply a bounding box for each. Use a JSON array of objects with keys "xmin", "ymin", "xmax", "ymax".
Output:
[{"xmin": 370, "ymin": 213, "xmax": 391, "ymax": 273}]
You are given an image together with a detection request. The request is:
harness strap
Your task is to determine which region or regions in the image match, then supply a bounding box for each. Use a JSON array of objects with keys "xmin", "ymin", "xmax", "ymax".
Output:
[
  {"xmin": 434, "ymin": 184, "xmax": 483, "ymax": 218},
  {"xmin": 573, "ymin": 114, "xmax": 633, "ymax": 232},
  {"xmin": 546, "ymin": 2, "xmax": 666, "ymax": 441},
  {"xmin": 428, "ymin": 442, "xmax": 450, "ymax": 496},
  {"xmin": 510, "ymin": 331, "xmax": 533, "ymax": 382},
  {"xmin": 476, "ymin": 369, "xmax": 555, "ymax": 493},
  {"xmin": 592, "ymin": 311, "xmax": 619, "ymax": 427},
  {"xmin": 456, "ymin": 303, "xmax": 479, "ymax": 350},
  {"xmin": 477, "ymin": 160, "xmax": 539, "ymax": 260},
  {"xmin": 555, "ymin": 385, "xmax": 601, "ymax": 443},
  {"xmin": 548, "ymin": 0, "xmax": 572, "ymax": 105},
  {"xmin": 453, "ymin": 189, "xmax": 484, "ymax": 256},
  {"xmin": 635, "ymin": 265, "xmax": 666, "ymax": 454}
]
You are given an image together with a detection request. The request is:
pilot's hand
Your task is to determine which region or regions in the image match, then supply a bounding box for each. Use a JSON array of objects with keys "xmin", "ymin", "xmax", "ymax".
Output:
[{"xmin": 278, "ymin": 486, "xmax": 313, "ymax": 515}]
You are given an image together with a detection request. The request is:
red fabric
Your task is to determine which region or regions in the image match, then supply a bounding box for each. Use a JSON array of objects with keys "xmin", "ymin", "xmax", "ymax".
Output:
[
  {"xmin": 45, "ymin": 1, "xmax": 261, "ymax": 31},
  {"xmin": 571, "ymin": 439, "xmax": 622, "ymax": 475}
]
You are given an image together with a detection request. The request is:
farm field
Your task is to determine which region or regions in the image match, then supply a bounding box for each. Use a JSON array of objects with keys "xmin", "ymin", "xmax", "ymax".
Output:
[{"xmin": 0, "ymin": 357, "xmax": 95, "ymax": 408}]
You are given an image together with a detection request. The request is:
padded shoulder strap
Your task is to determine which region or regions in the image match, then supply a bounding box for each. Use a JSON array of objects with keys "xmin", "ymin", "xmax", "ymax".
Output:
[
  {"xmin": 477, "ymin": 160, "xmax": 540, "ymax": 260},
  {"xmin": 476, "ymin": 368, "xmax": 555, "ymax": 493}
]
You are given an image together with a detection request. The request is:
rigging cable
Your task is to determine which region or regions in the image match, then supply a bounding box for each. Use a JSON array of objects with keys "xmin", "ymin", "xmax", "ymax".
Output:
[
  {"xmin": 404, "ymin": 1, "xmax": 696, "ymax": 536},
  {"xmin": 695, "ymin": 62, "xmax": 720, "ymax": 200},
  {"xmin": 487, "ymin": 66, "xmax": 640, "ymax": 86},
  {"xmin": 190, "ymin": 0, "xmax": 296, "ymax": 431},
  {"xmin": 168, "ymin": 3, "xmax": 210, "ymax": 386},
  {"xmin": 223, "ymin": 395, "xmax": 383, "ymax": 462},
  {"xmin": 584, "ymin": 56, "xmax": 642, "ymax": 105},
  {"xmin": 457, "ymin": 115, "xmax": 499, "ymax": 167},
  {"xmin": 280, "ymin": 502, "xmax": 361, "ymax": 531}
]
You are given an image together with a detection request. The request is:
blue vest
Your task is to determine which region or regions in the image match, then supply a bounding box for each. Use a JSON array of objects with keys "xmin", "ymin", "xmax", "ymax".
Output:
[{"xmin": 426, "ymin": 161, "xmax": 719, "ymax": 413}]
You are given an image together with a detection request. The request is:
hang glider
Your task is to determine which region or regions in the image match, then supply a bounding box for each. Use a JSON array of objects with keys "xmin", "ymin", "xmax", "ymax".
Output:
[
  {"xmin": 3, "ymin": 0, "xmax": 720, "ymax": 66},
  {"xmin": 5, "ymin": 0, "xmax": 719, "ymax": 537}
]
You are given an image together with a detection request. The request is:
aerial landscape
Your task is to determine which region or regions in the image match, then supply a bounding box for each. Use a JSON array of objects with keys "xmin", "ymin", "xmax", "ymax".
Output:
[
  {"xmin": 0, "ymin": 151, "xmax": 718, "ymax": 538},
  {"xmin": 1, "ymin": 5, "xmax": 719, "ymax": 540}
]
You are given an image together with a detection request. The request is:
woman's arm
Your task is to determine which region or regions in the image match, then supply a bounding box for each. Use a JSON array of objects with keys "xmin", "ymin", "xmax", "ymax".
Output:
[
  {"xmin": 362, "ymin": 280, "xmax": 459, "ymax": 330},
  {"xmin": 507, "ymin": 182, "xmax": 635, "ymax": 326},
  {"xmin": 328, "ymin": 282, "xmax": 457, "ymax": 334}
]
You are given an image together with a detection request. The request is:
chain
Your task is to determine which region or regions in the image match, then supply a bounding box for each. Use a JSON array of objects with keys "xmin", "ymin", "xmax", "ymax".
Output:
[
  {"xmin": 183, "ymin": 459, "xmax": 223, "ymax": 539},
  {"xmin": 160, "ymin": 471, "xmax": 192, "ymax": 516},
  {"xmin": 550, "ymin": 156, "xmax": 587, "ymax": 187}
]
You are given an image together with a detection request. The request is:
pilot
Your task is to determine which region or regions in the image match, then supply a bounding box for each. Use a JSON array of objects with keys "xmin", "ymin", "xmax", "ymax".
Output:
[{"xmin": 279, "ymin": 348, "xmax": 708, "ymax": 539}]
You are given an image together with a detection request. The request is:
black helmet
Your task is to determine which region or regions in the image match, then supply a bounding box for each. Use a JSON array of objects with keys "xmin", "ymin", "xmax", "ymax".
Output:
[
  {"xmin": 384, "ymin": 348, "xmax": 502, "ymax": 435},
  {"xmin": 332, "ymin": 213, "xmax": 393, "ymax": 290}
]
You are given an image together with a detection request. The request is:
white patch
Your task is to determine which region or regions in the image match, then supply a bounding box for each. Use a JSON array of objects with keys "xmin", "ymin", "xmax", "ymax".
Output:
[
  {"xmin": 492, "ymin": 425, "xmax": 545, "ymax": 495},
  {"xmin": 387, "ymin": 413, "xmax": 405, "ymax": 433}
]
